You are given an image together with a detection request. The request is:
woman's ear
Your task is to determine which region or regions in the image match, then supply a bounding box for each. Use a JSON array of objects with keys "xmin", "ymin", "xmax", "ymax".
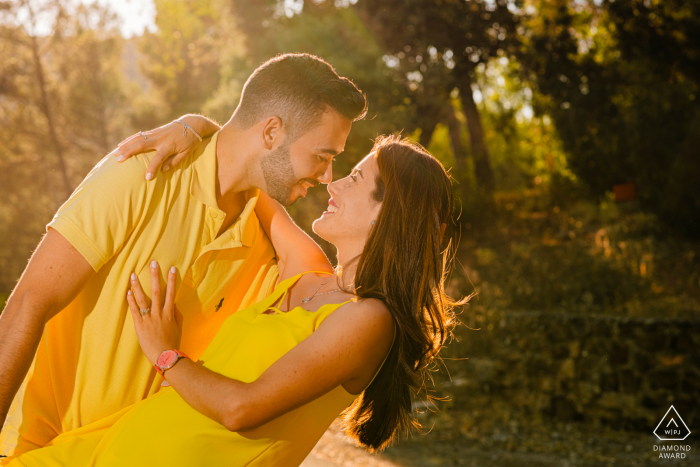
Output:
[{"xmin": 261, "ymin": 116, "xmax": 284, "ymax": 150}]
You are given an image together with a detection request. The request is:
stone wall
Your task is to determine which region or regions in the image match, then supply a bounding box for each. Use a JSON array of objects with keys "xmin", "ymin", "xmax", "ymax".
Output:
[{"xmin": 440, "ymin": 310, "xmax": 700, "ymax": 431}]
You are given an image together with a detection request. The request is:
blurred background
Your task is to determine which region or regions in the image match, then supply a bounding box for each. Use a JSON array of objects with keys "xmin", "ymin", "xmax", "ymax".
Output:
[{"xmin": 1, "ymin": 0, "xmax": 698, "ymax": 465}]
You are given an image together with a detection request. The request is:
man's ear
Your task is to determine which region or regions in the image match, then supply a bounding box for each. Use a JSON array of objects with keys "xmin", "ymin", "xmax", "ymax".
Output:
[{"xmin": 261, "ymin": 116, "xmax": 284, "ymax": 150}]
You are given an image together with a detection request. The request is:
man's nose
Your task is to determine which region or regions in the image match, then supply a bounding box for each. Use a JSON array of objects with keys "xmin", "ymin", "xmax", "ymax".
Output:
[{"xmin": 316, "ymin": 160, "xmax": 333, "ymax": 184}]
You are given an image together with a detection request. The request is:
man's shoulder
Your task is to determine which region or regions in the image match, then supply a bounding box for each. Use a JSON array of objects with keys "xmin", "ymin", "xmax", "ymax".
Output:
[
  {"xmin": 76, "ymin": 150, "xmax": 151, "ymax": 192},
  {"xmin": 79, "ymin": 145, "xmax": 208, "ymax": 196}
]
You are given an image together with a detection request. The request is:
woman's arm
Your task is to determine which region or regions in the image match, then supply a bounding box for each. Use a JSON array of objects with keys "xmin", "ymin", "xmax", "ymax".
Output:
[
  {"xmin": 127, "ymin": 262, "xmax": 394, "ymax": 432},
  {"xmin": 115, "ymin": 114, "xmax": 220, "ymax": 180},
  {"xmin": 254, "ymin": 191, "xmax": 332, "ymax": 280}
]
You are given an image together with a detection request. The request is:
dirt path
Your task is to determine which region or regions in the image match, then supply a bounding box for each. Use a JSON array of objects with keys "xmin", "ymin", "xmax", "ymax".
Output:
[
  {"xmin": 303, "ymin": 421, "xmax": 403, "ymax": 467},
  {"xmin": 302, "ymin": 419, "xmax": 698, "ymax": 467}
]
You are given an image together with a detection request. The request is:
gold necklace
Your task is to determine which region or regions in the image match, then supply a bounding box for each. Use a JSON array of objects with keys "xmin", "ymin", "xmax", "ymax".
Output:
[{"xmin": 301, "ymin": 279, "xmax": 343, "ymax": 304}]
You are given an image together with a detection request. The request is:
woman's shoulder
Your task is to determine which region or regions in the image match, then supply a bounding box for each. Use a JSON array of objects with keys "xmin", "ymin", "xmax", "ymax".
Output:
[
  {"xmin": 333, "ymin": 297, "xmax": 394, "ymax": 335},
  {"xmin": 329, "ymin": 297, "xmax": 395, "ymax": 394},
  {"xmin": 348, "ymin": 297, "xmax": 390, "ymax": 314}
]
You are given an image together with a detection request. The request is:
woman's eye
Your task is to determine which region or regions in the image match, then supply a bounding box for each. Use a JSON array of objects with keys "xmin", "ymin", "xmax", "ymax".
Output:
[{"xmin": 351, "ymin": 174, "xmax": 357, "ymax": 182}]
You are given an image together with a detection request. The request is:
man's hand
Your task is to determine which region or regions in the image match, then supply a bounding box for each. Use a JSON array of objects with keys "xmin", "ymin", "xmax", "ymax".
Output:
[
  {"xmin": 0, "ymin": 229, "xmax": 94, "ymax": 429},
  {"xmin": 115, "ymin": 114, "xmax": 221, "ymax": 181}
]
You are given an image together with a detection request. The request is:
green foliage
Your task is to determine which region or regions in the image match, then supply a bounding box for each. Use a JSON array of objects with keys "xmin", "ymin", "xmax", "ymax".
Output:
[
  {"xmin": 0, "ymin": 0, "xmax": 133, "ymax": 294},
  {"xmin": 521, "ymin": 0, "xmax": 700, "ymax": 238},
  {"xmin": 1, "ymin": 0, "xmax": 698, "ymax": 318},
  {"xmin": 456, "ymin": 189, "xmax": 700, "ymax": 319},
  {"xmin": 137, "ymin": 0, "xmax": 226, "ymax": 120}
]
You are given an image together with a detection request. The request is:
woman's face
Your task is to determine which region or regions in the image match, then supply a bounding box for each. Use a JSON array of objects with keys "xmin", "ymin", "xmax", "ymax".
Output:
[{"xmin": 312, "ymin": 152, "xmax": 382, "ymax": 247}]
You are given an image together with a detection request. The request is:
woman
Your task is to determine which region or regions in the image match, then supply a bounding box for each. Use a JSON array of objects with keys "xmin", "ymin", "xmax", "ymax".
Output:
[{"xmin": 0, "ymin": 128, "xmax": 467, "ymax": 466}]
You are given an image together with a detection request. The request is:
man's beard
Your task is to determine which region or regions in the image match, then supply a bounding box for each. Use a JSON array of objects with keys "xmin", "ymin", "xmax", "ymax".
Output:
[{"xmin": 260, "ymin": 139, "xmax": 298, "ymax": 206}]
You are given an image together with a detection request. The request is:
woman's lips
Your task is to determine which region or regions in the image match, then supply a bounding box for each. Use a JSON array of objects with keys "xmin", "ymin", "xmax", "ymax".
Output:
[{"xmin": 324, "ymin": 198, "xmax": 339, "ymax": 215}]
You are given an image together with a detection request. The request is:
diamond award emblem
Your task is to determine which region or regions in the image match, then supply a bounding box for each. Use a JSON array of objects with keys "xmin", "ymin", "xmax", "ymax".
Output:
[{"xmin": 653, "ymin": 405, "xmax": 691, "ymax": 441}]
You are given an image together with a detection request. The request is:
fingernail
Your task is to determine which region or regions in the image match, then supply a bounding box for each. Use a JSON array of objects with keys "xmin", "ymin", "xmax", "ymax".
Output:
[
  {"xmin": 170, "ymin": 266, "xmax": 176, "ymax": 273},
  {"xmin": 151, "ymin": 260, "xmax": 157, "ymax": 269},
  {"xmin": 163, "ymin": 166, "xmax": 170, "ymax": 172},
  {"xmin": 117, "ymin": 155, "xmax": 123, "ymax": 162},
  {"xmin": 145, "ymin": 172, "xmax": 152, "ymax": 181},
  {"xmin": 131, "ymin": 272, "xmax": 136, "ymax": 280},
  {"xmin": 127, "ymin": 290, "xmax": 132, "ymax": 296}
]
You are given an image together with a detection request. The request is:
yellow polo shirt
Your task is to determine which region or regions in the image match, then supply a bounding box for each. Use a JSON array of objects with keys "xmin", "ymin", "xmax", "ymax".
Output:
[{"xmin": 0, "ymin": 131, "xmax": 278, "ymax": 456}]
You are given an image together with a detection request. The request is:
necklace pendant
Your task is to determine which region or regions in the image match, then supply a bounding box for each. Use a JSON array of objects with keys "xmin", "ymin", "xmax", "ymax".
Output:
[{"xmin": 301, "ymin": 297, "xmax": 311, "ymax": 303}]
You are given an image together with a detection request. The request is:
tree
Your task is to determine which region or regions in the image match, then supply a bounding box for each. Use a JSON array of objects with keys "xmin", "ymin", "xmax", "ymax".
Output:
[
  {"xmin": 0, "ymin": 0, "xmax": 132, "ymax": 295},
  {"xmin": 137, "ymin": 0, "xmax": 228, "ymax": 121},
  {"xmin": 521, "ymin": 0, "xmax": 700, "ymax": 237},
  {"xmin": 352, "ymin": 0, "xmax": 522, "ymax": 208}
]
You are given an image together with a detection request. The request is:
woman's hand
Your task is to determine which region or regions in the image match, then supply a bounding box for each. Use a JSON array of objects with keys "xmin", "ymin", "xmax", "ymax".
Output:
[
  {"xmin": 115, "ymin": 115, "xmax": 221, "ymax": 181},
  {"xmin": 127, "ymin": 261, "xmax": 183, "ymax": 365}
]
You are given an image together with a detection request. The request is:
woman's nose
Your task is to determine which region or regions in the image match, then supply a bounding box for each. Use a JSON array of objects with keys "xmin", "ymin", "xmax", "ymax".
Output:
[{"xmin": 327, "ymin": 179, "xmax": 340, "ymax": 197}]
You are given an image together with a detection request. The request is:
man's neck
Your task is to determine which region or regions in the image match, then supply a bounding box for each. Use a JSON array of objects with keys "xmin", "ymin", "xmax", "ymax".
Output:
[{"xmin": 214, "ymin": 123, "xmax": 265, "ymax": 215}]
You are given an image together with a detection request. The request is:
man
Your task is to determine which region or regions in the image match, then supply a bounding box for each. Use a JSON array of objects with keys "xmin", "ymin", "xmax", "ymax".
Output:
[{"xmin": 0, "ymin": 53, "xmax": 367, "ymax": 456}]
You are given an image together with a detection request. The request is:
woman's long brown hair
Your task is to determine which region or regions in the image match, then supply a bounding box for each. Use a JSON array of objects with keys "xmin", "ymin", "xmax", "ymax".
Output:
[{"xmin": 342, "ymin": 135, "xmax": 471, "ymax": 452}]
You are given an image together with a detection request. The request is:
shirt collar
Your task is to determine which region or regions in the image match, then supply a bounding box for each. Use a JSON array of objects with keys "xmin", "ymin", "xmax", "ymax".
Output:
[
  {"xmin": 189, "ymin": 130, "xmax": 220, "ymax": 210},
  {"xmin": 189, "ymin": 130, "xmax": 260, "ymax": 248},
  {"xmin": 236, "ymin": 189, "xmax": 261, "ymax": 248}
]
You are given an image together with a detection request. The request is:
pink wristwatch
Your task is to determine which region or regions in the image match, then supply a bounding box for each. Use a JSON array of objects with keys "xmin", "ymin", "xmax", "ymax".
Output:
[{"xmin": 155, "ymin": 349, "xmax": 189, "ymax": 377}]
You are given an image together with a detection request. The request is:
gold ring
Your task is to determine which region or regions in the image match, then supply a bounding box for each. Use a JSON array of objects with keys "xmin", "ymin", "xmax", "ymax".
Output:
[{"xmin": 140, "ymin": 308, "xmax": 150, "ymax": 316}]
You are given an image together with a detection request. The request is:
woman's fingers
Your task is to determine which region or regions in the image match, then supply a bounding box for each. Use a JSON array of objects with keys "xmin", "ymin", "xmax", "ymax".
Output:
[
  {"xmin": 117, "ymin": 132, "xmax": 144, "ymax": 150},
  {"xmin": 130, "ymin": 272, "xmax": 151, "ymax": 311},
  {"xmin": 150, "ymin": 261, "xmax": 162, "ymax": 312},
  {"xmin": 145, "ymin": 145, "xmax": 176, "ymax": 180},
  {"xmin": 163, "ymin": 266, "xmax": 177, "ymax": 317},
  {"xmin": 117, "ymin": 138, "xmax": 150, "ymax": 162},
  {"xmin": 126, "ymin": 290, "xmax": 141, "ymax": 321},
  {"xmin": 162, "ymin": 152, "xmax": 189, "ymax": 172},
  {"xmin": 115, "ymin": 130, "xmax": 181, "ymax": 180}
]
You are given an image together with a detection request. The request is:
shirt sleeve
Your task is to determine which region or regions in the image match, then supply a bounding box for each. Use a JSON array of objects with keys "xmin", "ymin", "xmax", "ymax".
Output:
[{"xmin": 46, "ymin": 151, "xmax": 153, "ymax": 272}]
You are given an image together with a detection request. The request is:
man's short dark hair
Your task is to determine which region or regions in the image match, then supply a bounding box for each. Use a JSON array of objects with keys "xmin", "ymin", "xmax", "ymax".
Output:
[{"xmin": 232, "ymin": 53, "xmax": 368, "ymax": 141}]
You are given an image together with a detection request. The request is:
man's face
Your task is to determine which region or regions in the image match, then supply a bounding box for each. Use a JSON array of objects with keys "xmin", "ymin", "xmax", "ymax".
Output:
[{"xmin": 260, "ymin": 109, "xmax": 352, "ymax": 206}]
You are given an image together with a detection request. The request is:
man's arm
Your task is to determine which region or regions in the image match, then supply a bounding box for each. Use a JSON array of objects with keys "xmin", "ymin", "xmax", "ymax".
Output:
[
  {"xmin": 254, "ymin": 191, "xmax": 332, "ymax": 280},
  {"xmin": 0, "ymin": 229, "xmax": 94, "ymax": 429}
]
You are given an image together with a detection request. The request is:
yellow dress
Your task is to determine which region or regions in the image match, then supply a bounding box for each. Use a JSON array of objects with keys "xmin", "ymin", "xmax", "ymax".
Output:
[{"xmin": 0, "ymin": 271, "xmax": 391, "ymax": 467}]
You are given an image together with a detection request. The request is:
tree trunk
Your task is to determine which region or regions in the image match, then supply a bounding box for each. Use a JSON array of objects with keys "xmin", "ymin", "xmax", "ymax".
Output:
[
  {"xmin": 30, "ymin": 34, "xmax": 72, "ymax": 203},
  {"xmin": 445, "ymin": 102, "xmax": 471, "ymax": 206},
  {"xmin": 419, "ymin": 118, "xmax": 438, "ymax": 148},
  {"xmin": 457, "ymin": 79, "xmax": 495, "ymax": 201}
]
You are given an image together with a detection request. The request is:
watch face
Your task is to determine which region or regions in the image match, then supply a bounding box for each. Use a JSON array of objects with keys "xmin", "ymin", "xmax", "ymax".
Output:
[{"xmin": 157, "ymin": 350, "xmax": 177, "ymax": 368}]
